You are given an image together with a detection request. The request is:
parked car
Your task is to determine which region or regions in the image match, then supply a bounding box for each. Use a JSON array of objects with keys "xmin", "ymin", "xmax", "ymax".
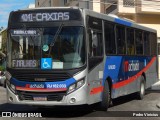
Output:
[{"xmin": 0, "ymin": 71, "xmax": 6, "ymax": 87}]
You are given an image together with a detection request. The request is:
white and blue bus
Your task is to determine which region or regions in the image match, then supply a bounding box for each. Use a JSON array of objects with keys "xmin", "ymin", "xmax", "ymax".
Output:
[{"xmin": 6, "ymin": 7, "xmax": 158, "ymax": 111}]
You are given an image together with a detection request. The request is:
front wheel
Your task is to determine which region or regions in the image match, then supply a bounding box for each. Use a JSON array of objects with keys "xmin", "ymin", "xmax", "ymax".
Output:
[
  {"xmin": 98, "ymin": 81, "xmax": 110, "ymax": 111},
  {"xmin": 137, "ymin": 76, "xmax": 145, "ymax": 100}
]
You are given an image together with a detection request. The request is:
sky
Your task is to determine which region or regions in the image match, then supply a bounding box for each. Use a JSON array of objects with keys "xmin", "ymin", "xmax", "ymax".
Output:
[{"xmin": 0, "ymin": 0, "xmax": 35, "ymax": 28}]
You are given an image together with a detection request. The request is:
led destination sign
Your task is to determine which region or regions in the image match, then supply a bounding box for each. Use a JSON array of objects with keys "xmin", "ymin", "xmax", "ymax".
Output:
[
  {"xmin": 21, "ymin": 12, "xmax": 70, "ymax": 22},
  {"xmin": 12, "ymin": 60, "xmax": 38, "ymax": 68},
  {"xmin": 9, "ymin": 9, "xmax": 82, "ymax": 23},
  {"xmin": 11, "ymin": 30, "xmax": 38, "ymax": 36}
]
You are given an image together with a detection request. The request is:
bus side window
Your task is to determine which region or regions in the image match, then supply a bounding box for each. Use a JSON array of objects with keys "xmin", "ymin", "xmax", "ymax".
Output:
[
  {"xmin": 135, "ymin": 30, "xmax": 143, "ymax": 55},
  {"xmin": 150, "ymin": 33, "xmax": 157, "ymax": 56},
  {"xmin": 144, "ymin": 32, "xmax": 150, "ymax": 56},
  {"xmin": 116, "ymin": 25, "xmax": 126, "ymax": 55},
  {"xmin": 126, "ymin": 28, "xmax": 135, "ymax": 55},
  {"xmin": 89, "ymin": 30, "xmax": 103, "ymax": 57},
  {"xmin": 104, "ymin": 22, "xmax": 116, "ymax": 54}
]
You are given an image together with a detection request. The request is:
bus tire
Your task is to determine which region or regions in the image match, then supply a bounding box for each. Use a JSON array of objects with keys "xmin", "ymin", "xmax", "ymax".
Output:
[
  {"xmin": 137, "ymin": 76, "xmax": 145, "ymax": 100},
  {"xmin": 99, "ymin": 81, "xmax": 110, "ymax": 111}
]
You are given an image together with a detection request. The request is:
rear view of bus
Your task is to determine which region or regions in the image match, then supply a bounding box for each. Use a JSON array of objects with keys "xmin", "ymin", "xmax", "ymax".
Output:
[{"xmin": 6, "ymin": 7, "xmax": 87, "ymax": 106}]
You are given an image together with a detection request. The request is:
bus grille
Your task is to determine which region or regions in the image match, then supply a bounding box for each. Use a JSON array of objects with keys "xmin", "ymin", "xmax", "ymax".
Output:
[
  {"xmin": 12, "ymin": 72, "xmax": 71, "ymax": 81},
  {"xmin": 17, "ymin": 91, "xmax": 66, "ymax": 101}
]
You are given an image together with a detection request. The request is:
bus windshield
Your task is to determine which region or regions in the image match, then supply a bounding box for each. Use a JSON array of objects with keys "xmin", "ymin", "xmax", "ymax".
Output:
[{"xmin": 9, "ymin": 26, "xmax": 85, "ymax": 69}]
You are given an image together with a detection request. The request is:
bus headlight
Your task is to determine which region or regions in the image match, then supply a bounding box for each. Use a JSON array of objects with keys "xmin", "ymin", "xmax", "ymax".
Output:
[
  {"xmin": 68, "ymin": 84, "xmax": 76, "ymax": 93},
  {"xmin": 77, "ymin": 79, "xmax": 85, "ymax": 88},
  {"xmin": 10, "ymin": 84, "xmax": 16, "ymax": 91},
  {"xmin": 5, "ymin": 72, "xmax": 15, "ymax": 93},
  {"xmin": 7, "ymin": 82, "xmax": 16, "ymax": 94},
  {"xmin": 67, "ymin": 79, "xmax": 85, "ymax": 94}
]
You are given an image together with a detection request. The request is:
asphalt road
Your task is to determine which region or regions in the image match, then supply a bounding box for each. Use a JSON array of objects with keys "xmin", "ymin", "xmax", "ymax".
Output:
[{"xmin": 0, "ymin": 87, "xmax": 160, "ymax": 120}]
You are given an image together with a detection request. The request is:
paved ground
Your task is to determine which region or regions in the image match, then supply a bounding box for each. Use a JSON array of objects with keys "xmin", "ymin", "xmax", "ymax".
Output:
[
  {"xmin": 0, "ymin": 87, "xmax": 160, "ymax": 120},
  {"xmin": 151, "ymin": 80, "xmax": 160, "ymax": 108},
  {"xmin": 151, "ymin": 80, "xmax": 160, "ymax": 90}
]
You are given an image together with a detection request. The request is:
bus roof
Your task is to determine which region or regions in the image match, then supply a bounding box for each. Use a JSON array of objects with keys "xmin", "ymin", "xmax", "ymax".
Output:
[
  {"xmin": 10, "ymin": 7, "xmax": 156, "ymax": 33},
  {"xmin": 13, "ymin": 6, "xmax": 80, "ymax": 12},
  {"xmin": 83, "ymin": 9, "xmax": 156, "ymax": 33}
]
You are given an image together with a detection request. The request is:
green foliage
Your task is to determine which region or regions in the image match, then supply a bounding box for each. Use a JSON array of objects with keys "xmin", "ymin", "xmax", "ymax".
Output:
[{"xmin": 0, "ymin": 66, "xmax": 5, "ymax": 71}]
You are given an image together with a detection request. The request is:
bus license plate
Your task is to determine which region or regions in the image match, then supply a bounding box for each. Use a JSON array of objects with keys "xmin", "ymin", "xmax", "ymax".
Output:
[{"xmin": 33, "ymin": 96, "xmax": 47, "ymax": 101}]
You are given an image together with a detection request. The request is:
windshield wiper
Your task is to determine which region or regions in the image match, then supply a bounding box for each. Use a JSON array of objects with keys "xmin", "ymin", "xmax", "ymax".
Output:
[{"xmin": 48, "ymin": 23, "xmax": 64, "ymax": 57}]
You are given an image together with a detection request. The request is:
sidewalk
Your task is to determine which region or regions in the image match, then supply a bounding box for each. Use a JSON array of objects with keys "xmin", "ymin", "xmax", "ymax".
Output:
[{"xmin": 151, "ymin": 80, "xmax": 160, "ymax": 90}]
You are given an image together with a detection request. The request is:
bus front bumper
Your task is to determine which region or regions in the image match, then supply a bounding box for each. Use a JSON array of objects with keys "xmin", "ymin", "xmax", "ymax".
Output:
[{"xmin": 6, "ymin": 84, "xmax": 88, "ymax": 106}]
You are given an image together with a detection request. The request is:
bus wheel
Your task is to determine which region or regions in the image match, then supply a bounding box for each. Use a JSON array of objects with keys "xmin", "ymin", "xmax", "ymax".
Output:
[
  {"xmin": 137, "ymin": 76, "xmax": 145, "ymax": 100},
  {"xmin": 99, "ymin": 81, "xmax": 110, "ymax": 111}
]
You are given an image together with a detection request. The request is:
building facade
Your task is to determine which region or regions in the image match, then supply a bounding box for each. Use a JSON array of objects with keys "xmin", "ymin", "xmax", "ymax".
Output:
[
  {"xmin": 116, "ymin": 0, "xmax": 160, "ymax": 38},
  {"xmin": 35, "ymin": 0, "xmax": 66, "ymax": 7},
  {"xmin": 0, "ymin": 29, "xmax": 7, "ymax": 70},
  {"xmin": 0, "ymin": 29, "xmax": 7, "ymax": 54},
  {"xmin": 35, "ymin": 0, "xmax": 112, "ymax": 13}
]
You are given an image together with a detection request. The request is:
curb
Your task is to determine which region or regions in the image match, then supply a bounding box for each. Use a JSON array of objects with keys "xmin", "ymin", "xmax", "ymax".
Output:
[{"xmin": 151, "ymin": 81, "xmax": 160, "ymax": 90}]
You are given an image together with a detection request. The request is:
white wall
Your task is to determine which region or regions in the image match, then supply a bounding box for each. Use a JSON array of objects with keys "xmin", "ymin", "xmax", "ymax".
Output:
[
  {"xmin": 93, "ymin": 0, "xmax": 101, "ymax": 13},
  {"xmin": 141, "ymin": 0, "xmax": 160, "ymax": 13}
]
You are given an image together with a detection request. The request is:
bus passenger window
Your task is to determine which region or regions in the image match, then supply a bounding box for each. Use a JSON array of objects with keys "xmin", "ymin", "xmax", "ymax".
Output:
[
  {"xmin": 116, "ymin": 25, "xmax": 126, "ymax": 55},
  {"xmin": 150, "ymin": 33, "xmax": 157, "ymax": 56},
  {"xmin": 127, "ymin": 28, "xmax": 135, "ymax": 55},
  {"xmin": 104, "ymin": 22, "xmax": 116, "ymax": 54},
  {"xmin": 135, "ymin": 30, "xmax": 143, "ymax": 55},
  {"xmin": 144, "ymin": 32, "xmax": 150, "ymax": 56},
  {"xmin": 89, "ymin": 30, "xmax": 103, "ymax": 57}
]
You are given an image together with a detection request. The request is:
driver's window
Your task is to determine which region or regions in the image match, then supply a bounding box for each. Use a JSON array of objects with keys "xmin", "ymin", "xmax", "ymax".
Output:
[{"xmin": 89, "ymin": 30, "xmax": 103, "ymax": 57}]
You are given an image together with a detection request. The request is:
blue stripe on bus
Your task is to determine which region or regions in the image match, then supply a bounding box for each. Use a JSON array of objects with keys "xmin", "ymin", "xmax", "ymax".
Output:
[
  {"xmin": 114, "ymin": 18, "xmax": 132, "ymax": 26},
  {"xmin": 103, "ymin": 56, "xmax": 122, "ymax": 86}
]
